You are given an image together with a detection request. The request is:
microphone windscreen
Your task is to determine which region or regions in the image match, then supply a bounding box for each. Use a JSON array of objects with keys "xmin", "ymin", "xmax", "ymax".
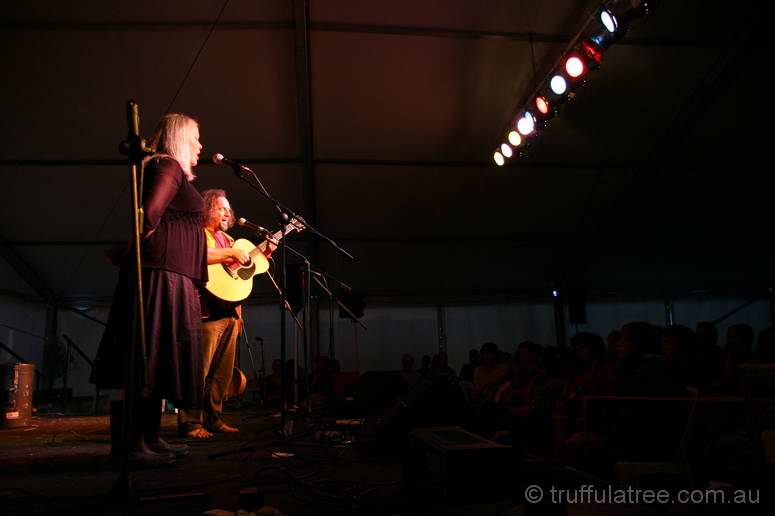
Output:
[{"xmin": 212, "ymin": 153, "xmax": 225, "ymax": 164}]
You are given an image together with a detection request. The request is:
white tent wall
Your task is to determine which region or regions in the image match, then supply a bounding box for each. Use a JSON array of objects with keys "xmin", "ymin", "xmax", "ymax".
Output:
[
  {"xmin": 240, "ymin": 295, "xmax": 774, "ymax": 381},
  {"xmin": 237, "ymin": 304, "xmax": 439, "ymax": 377},
  {"xmin": 567, "ymin": 300, "xmax": 667, "ymax": 339},
  {"xmin": 445, "ymin": 303, "xmax": 556, "ymax": 374},
  {"xmin": 567, "ymin": 296, "xmax": 772, "ymax": 346},
  {"xmin": 328, "ymin": 306, "xmax": 438, "ymax": 373},
  {"xmin": 671, "ymin": 297, "xmax": 771, "ymax": 335},
  {"xmin": 4, "ymin": 294, "xmax": 771, "ymax": 402},
  {"xmin": 0, "ymin": 297, "xmax": 47, "ymax": 384},
  {"xmin": 56, "ymin": 306, "xmax": 110, "ymax": 399}
]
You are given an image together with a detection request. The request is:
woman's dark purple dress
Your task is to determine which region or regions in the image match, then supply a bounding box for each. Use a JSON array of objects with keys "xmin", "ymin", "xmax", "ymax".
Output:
[{"xmin": 91, "ymin": 157, "xmax": 207, "ymax": 407}]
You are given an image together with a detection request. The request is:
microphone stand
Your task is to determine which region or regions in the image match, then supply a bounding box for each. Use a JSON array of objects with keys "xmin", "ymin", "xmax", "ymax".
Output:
[
  {"xmin": 283, "ymin": 246, "xmax": 367, "ymax": 413},
  {"xmin": 239, "ymin": 235, "xmax": 304, "ymax": 423},
  {"xmin": 113, "ymin": 101, "xmax": 154, "ymax": 503},
  {"xmin": 307, "ymin": 268, "xmax": 367, "ymax": 363},
  {"xmin": 112, "ymin": 103, "xmax": 209, "ymax": 507},
  {"xmin": 257, "ymin": 337, "xmax": 266, "ymax": 405},
  {"xmin": 237, "ymin": 317, "xmax": 259, "ymax": 398},
  {"xmin": 227, "ymin": 161, "xmax": 353, "ymax": 441},
  {"xmin": 281, "ymin": 244, "xmax": 313, "ymax": 416}
]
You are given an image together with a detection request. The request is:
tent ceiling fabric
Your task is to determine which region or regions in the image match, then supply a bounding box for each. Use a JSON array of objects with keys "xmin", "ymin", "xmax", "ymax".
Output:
[{"xmin": 1, "ymin": 0, "xmax": 771, "ymax": 304}]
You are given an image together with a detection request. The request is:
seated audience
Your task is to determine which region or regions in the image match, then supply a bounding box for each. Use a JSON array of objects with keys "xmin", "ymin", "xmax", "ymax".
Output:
[{"xmin": 471, "ymin": 342, "xmax": 511, "ymax": 403}]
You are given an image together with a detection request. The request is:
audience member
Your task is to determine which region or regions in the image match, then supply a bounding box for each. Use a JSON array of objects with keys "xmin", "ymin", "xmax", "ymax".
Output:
[
  {"xmin": 419, "ymin": 355, "xmax": 431, "ymax": 377},
  {"xmin": 401, "ymin": 353, "xmax": 420, "ymax": 386},
  {"xmin": 459, "ymin": 349, "xmax": 481, "ymax": 384},
  {"xmin": 471, "ymin": 342, "xmax": 511, "ymax": 403},
  {"xmin": 696, "ymin": 321, "xmax": 722, "ymax": 393},
  {"xmin": 756, "ymin": 327, "xmax": 775, "ymax": 364},
  {"xmin": 721, "ymin": 323, "xmax": 754, "ymax": 394}
]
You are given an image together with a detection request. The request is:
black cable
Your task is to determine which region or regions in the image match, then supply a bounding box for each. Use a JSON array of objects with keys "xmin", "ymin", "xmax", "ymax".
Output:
[
  {"xmin": 165, "ymin": 0, "xmax": 231, "ymax": 113},
  {"xmin": 249, "ymin": 464, "xmax": 400, "ymax": 508},
  {"xmin": 137, "ymin": 470, "xmax": 251, "ymax": 494}
]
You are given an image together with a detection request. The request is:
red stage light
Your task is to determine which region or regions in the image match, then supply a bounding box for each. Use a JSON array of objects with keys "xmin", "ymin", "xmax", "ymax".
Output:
[
  {"xmin": 581, "ymin": 40, "xmax": 603, "ymax": 66},
  {"xmin": 535, "ymin": 96, "xmax": 550, "ymax": 115}
]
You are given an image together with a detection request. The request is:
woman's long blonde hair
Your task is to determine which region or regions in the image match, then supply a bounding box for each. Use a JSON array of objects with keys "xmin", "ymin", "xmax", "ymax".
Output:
[{"xmin": 147, "ymin": 113, "xmax": 199, "ymax": 180}]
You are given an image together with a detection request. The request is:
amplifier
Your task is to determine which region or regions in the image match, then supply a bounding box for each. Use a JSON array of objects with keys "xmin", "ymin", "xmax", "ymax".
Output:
[{"xmin": 404, "ymin": 426, "xmax": 516, "ymax": 502}]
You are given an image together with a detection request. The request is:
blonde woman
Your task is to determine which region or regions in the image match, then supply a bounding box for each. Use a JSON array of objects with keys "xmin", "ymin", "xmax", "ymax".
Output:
[{"xmin": 91, "ymin": 113, "xmax": 207, "ymax": 467}]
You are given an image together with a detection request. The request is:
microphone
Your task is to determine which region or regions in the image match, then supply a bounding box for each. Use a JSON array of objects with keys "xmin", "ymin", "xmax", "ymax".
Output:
[
  {"xmin": 238, "ymin": 217, "xmax": 268, "ymax": 234},
  {"xmin": 238, "ymin": 218, "xmax": 279, "ymax": 245},
  {"xmin": 212, "ymin": 153, "xmax": 249, "ymax": 170}
]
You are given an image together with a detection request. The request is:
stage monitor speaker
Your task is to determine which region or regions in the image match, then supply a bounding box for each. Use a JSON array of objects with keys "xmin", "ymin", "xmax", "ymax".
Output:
[
  {"xmin": 403, "ymin": 426, "xmax": 516, "ymax": 503},
  {"xmin": 404, "ymin": 427, "xmax": 567, "ymax": 513}
]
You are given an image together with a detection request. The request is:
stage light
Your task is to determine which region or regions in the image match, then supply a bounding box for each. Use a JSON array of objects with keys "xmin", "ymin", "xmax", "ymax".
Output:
[
  {"xmin": 565, "ymin": 56, "xmax": 585, "ymax": 78},
  {"xmin": 535, "ymin": 96, "xmax": 550, "ymax": 115},
  {"xmin": 550, "ymin": 75, "xmax": 567, "ymax": 95},
  {"xmin": 490, "ymin": 0, "xmax": 658, "ymax": 160},
  {"xmin": 600, "ymin": 8, "xmax": 617, "ymax": 33},
  {"xmin": 516, "ymin": 112, "xmax": 536, "ymax": 136},
  {"xmin": 592, "ymin": 1, "xmax": 655, "ymax": 49},
  {"xmin": 581, "ymin": 39, "xmax": 603, "ymax": 67}
]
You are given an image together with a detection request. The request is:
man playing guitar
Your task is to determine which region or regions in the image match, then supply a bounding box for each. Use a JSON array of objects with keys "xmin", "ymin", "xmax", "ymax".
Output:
[{"xmin": 178, "ymin": 189, "xmax": 255, "ymax": 438}]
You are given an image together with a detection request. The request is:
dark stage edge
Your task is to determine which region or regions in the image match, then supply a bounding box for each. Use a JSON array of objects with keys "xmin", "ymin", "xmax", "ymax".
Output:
[
  {"xmin": 0, "ymin": 405, "xmax": 414, "ymax": 516},
  {"xmin": 1, "ymin": 405, "xmax": 728, "ymax": 516}
]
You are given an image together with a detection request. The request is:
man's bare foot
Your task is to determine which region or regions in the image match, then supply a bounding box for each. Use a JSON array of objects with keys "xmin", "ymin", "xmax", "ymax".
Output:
[
  {"xmin": 186, "ymin": 427, "xmax": 213, "ymax": 439},
  {"xmin": 211, "ymin": 423, "xmax": 239, "ymax": 433}
]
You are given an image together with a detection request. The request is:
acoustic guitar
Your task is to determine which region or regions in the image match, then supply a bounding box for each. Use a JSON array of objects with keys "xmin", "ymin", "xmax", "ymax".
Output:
[{"xmin": 204, "ymin": 217, "xmax": 305, "ymax": 302}]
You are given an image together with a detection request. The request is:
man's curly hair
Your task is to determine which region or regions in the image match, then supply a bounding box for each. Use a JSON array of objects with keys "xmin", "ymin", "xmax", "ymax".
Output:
[{"xmin": 201, "ymin": 189, "xmax": 235, "ymax": 229}]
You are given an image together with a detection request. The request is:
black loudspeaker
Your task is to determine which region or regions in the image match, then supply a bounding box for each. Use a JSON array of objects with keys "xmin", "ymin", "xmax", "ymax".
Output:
[
  {"xmin": 338, "ymin": 290, "xmax": 364, "ymax": 319},
  {"xmin": 403, "ymin": 426, "xmax": 516, "ymax": 503},
  {"xmin": 568, "ymin": 289, "xmax": 587, "ymax": 325},
  {"xmin": 404, "ymin": 429, "xmax": 567, "ymax": 513}
]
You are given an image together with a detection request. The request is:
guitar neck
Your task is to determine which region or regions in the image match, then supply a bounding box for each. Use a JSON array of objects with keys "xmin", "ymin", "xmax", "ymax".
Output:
[{"xmin": 251, "ymin": 221, "xmax": 299, "ymax": 255}]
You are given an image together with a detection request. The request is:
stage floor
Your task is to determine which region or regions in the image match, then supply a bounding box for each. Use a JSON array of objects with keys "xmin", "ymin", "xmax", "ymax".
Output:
[
  {"xmin": 0, "ymin": 405, "xmax": 412, "ymax": 516},
  {"xmin": 1, "ymin": 404, "xmax": 708, "ymax": 516}
]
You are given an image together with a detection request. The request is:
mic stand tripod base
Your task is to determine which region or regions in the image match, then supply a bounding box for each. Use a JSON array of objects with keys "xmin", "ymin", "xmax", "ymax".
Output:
[{"xmin": 271, "ymin": 428, "xmax": 296, "ymax": 460}]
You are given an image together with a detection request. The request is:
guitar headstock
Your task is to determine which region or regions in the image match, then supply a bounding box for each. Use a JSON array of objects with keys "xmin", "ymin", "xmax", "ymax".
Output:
[{"xmin": 288, "ymin": 217, "xmax": 306, "ymax": 233}]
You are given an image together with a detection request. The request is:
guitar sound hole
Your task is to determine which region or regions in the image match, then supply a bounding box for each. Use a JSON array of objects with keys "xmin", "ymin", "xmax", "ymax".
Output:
[{"xmin": 237, "ymin": 262, "xmax": 256, "ymax": 280}]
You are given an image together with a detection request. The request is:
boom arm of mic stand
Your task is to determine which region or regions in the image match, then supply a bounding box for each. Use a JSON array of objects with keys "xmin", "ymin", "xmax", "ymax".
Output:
[
  {"xmin": 231, "ymin": 165, "xmax": 355, "ymax": 261},
  {"xmin": 309, "ymin": 273, "xmax": 367, "ymax": 330},
  {"xmin": 281, "ymin": 243, "xmax": 367, "ymax": 330},
  {"xmin": 307, "ymin": 266, "xmax": 353, "ymax": 294},
  {"xmin": 264, "ymin": 268, "xmax": 303, "ymax": 329}
]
